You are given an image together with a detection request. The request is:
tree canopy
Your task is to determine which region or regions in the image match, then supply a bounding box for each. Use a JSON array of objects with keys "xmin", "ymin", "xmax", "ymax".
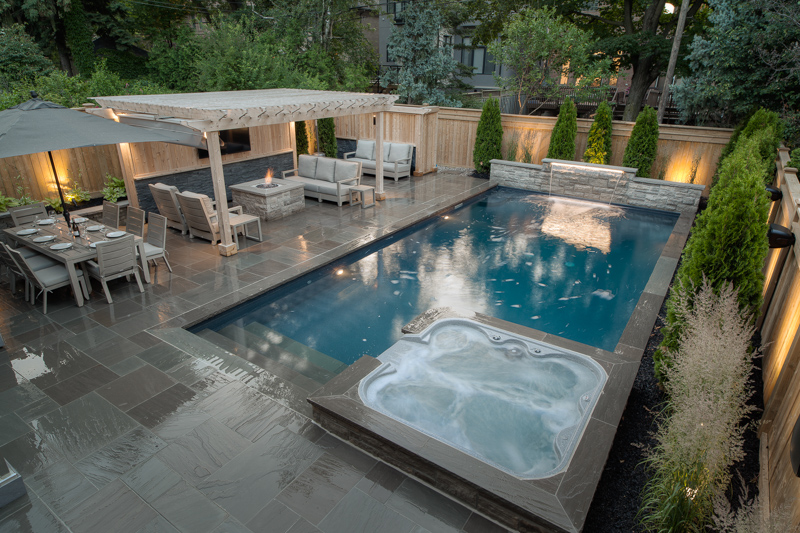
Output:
[
  {"xmin": 487, "ymin": 7, "xmax": 615, "ymax": 114},
  {"xmin": 465, "ymin": 0, "xmax": 708, "ymax": 120},
  {"xmin": 380, "ymin": 0, "xmax": 462, "ymax": 107},
  {"xmin": 673, "ymin": 0, "xmax": 800, "ymax": 143}
]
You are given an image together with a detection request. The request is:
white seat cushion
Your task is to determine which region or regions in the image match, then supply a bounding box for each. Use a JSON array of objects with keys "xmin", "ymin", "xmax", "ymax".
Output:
[
  {"xmin": 298, "ymin": 155, "xmax": 318, "ymax": 178},
  {"xmin": 315, "ymin": 158, "xmax": 336, "ymax": 182},
  {"xmin": 143, "ymin": 243, "xmax": 164, "ymax": 257},
  {"xmin": 355, "ymin": 140, "xmax": 375, "ymax": 160},
  {"xmin": 36, "ymin": 264, "xmax": 82, "ymax": 287},
  {"xmin": 388, "ymin": 144, "xmax": 412, "ymax": 163},
  {"xmin": 27, "ymin": 254, "xmax": 59, "ymax": 271},
  {"xmin": 316, "ymin": 182, "xmax": 352, "ymax": 196}
]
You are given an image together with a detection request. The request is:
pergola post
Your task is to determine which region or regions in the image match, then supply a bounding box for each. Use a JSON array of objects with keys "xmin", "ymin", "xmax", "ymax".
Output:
[
  {"xmin": 206, "ymin": 130, "xmax": 237, "ymax": 257},
  {"xmin": 375, "ymin": 111, "xmax": 385, "ymax": 200},
  {"xmin": 115, "ymin": 142, "xmax": 139, "ymax": 208}
]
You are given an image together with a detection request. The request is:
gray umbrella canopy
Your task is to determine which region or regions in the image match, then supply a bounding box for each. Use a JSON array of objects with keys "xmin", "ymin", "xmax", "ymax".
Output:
[
  {"xmin": 0, "ymin": 95, "xmax": 181, "ymax": 223},
  {"xmin": 0, "ymin": 96, "xmax": 180, "ymax": 158}
]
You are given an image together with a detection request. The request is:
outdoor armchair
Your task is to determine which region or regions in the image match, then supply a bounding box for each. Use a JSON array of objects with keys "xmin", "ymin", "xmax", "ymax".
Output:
[
  {"xmin": 85, "ymin": 234, "xmax": 143, "ymax": 304},
  {"xmin": 175, "ymin": 191, "xmax": 244, "ymax": 247},
  {"xmin": 6, "ymin": 245, "xmax": 89, "ymax": 314}
]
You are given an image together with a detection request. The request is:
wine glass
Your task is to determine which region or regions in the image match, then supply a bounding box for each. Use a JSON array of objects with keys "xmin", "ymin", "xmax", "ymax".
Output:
[{"xmin": 32, "ymin": 214, "xmax": 40, "ymax": 228}]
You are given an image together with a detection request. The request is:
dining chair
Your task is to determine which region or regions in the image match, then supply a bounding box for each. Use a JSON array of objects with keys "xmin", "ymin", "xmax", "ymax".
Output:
[
  {"xmin": 8, "ymin": 203, "xmax": 47, "ymax": 226},
  {"xmin": 126, "ymin": 206, "xmax": 145, "ymax": 237},
  {"xmin": 6, "ymin": 246, "xmax": 89, "ymax": 314},
  {"xmin": 142, "ymin": 213, "xmax": 172, "ymax": 272},
  {"xmin": 0, "ymin": 242, "xmax": 59, "ymax": 298},
  {"xmin": 102, "ymin": 201, "xmax": 121, "ymax": 228},
  {"xmin": 86, "ymin": 235, "xmax": 143, "ymax": 303}
]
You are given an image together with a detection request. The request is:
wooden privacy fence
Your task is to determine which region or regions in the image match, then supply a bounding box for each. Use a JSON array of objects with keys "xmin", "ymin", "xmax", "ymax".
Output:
[
  {"xmin": 757, "ymin": 149, "xmax": 800, "ymax": 526},
  {"xmin": 436, "ymin": 107, "xmax": 731, "ymax": 193},
  {"xmin": 1, "ymin": 104, "xmax": 731, "ymax": 202}
]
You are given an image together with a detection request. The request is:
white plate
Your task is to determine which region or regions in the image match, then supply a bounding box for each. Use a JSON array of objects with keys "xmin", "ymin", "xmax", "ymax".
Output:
[
  {"xmin": 32, "ymin": 235, "xmax": 56, "ymax": 243},
  {"xmin": 87, "ymin": 225, "xmax": 104, "ymax": 232},
  {"xmin": 37, "ymin": 219, "xmax": 55, "ymax": 225},
  {"xmin": 106, "ymin": 231, "xmax": 126, "ymax": 238},
  {"xmin": 16, "ymin": 229, "xmax": 39, "ymax": 236},
  {"xmin": 50, "ymin": 242, "xmax": 72, "ymax": 251},
  {"xmin": 89, "ymin": 241, "xmax": 110, "ymax": 249},
  {"xmin": 72, "ymin": 217, "xmax": 88, "ymax": 223}
]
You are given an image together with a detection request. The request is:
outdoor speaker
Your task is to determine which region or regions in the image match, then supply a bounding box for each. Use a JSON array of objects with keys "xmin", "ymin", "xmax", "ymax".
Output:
[
  {"xmin": 791, "ymin": 413, "xmax": 800, "ymax": 477},
  {"xmin": 766, "ymin": 185, "xmax": 783, "ymax": 202},
  {"xmin": 767, "ymin": 224, "xmax": 796, "ymax": 248}
]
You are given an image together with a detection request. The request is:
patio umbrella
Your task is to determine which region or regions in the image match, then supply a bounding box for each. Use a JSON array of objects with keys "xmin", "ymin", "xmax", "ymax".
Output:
[{"xmin": 0, "ymin": 92, "xmax": 181, "ymax": 223}]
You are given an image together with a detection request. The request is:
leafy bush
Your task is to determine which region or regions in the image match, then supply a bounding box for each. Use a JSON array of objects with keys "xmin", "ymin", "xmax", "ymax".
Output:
[
  {"xmin": 63, "ymin": 0, "xmax": 96, "ymax": 76},
  {"xmin": 642, "ymin": 281, "xmax": 756, "ymax": 532},
  {"xmin": 43, "ymin": 197, "xmax": 64, "ymax": 214},
  {"xmin": 0, "ymin": 24, "xmax": 54, "ymax": 90},
  {"xmin": 317, "ymin": 117, "xmax": 337, "ymax": 158},
  {"xmin": 64, "ymin": 180, "xmax": 91, "ymax": 204},
  {"xmin": 788, "ymin": 147, "xmax": 800, "ymax": 169},
  {"xmin": 546, "ymin": 98, "xmax": 577, "ymax": 160},
  {"xmin": 102, "ymin": 175, "xmax": 127, "ymax": 203},
  {"xmin": 657, "ymin": 132, "xmax": 771, "ymax": 376},
  {"xmin": 583, "ymin": 101, "xmax": 613, "ymax": 164},
  {"xmin": 473, "ymin": 98, "xmax": 503, "ymax": 173},
  {"xmin": 0, "ymin": 191, "xmax": 16, "ymax": 212},
  {"xmin": 622, "ymin": 106, "xmax": 659, "ymax": 178},
  {"xmin": 295, "ymin": 121, "xmax": 309, "ymax": 156},
  {"xmin": 96, "ymin": 49, "xmax": 149, "ymax": 80}
]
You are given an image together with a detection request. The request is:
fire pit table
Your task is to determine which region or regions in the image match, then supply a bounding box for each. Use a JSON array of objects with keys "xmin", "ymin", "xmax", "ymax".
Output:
[{"xmin": 230, "ymin": 177, "xmax": 305, "ymax": 222}]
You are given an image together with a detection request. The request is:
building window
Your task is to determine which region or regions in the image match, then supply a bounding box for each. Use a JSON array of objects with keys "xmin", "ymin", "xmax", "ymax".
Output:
[
  {"xmin": 462, "ymin": 37, "xmax": 486, "ymax": 75},
  {"xmin": 390, "ymin": 1, "xmax": 406, "ymax": 24}
]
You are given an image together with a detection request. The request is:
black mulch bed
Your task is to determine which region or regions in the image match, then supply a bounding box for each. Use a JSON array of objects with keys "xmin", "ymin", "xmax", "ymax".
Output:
[{"xmin": 583, "ymin": 287, "xmax": 765, "ymax": 532}]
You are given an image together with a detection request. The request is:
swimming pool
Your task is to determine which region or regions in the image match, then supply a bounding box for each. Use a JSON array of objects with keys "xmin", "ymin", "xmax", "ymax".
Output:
[{"xmin": 192, "ymin": 187, "xmax": 677, "ymax": 374}]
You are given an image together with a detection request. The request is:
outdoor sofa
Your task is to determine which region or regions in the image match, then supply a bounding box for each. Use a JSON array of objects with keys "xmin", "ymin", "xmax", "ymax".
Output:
[
  {"xmin": 344, "ymin": 140, "xmax": 414, "ymax": 181},
  {"xmin": 282, "ymin": 155, "xmax": 362, "ymax": 206}
]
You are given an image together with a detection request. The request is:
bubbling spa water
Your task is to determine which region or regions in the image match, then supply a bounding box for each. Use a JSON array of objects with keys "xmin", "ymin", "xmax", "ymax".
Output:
[{"xmin": 358, "ymin": 318, "xmax": 607, "ymax": 479}]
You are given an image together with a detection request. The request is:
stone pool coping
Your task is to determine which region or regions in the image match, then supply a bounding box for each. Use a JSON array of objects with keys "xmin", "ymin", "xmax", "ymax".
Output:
[{"xmin": 307, "ymin": 209, "xmax": 694, "ymax": 533}]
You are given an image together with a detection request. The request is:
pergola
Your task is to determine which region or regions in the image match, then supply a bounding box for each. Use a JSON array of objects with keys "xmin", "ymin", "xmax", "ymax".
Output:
[{"xmin": 90, "ymin": 89, "xmax": 399, "ymax": 256}]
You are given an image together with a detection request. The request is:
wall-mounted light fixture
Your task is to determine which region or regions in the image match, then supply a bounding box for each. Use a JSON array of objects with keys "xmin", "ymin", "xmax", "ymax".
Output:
[
  {"xmin": 766, "ymin": 185, "xmax": 783, "ymax": 202},
  {"xmin": 767, "ymin": 224, "xmax": 795, "ymax": 248}
]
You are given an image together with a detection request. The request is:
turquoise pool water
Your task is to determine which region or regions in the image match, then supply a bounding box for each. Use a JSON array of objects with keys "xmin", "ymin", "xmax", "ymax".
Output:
[{"xmin": 192, "ymin": 188, "xmax": 677, "ymax": 370}]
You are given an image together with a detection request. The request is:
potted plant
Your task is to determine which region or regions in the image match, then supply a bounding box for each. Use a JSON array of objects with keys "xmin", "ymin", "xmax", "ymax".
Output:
[{"xmin": 102, "ymin": 175, "xmax": 127, "ymax": 203}]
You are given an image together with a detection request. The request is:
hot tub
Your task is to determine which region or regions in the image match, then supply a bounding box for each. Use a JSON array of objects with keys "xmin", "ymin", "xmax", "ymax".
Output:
[{"xmin": 358, "ymin": 318, "xmax": 606, "ymax": 479}]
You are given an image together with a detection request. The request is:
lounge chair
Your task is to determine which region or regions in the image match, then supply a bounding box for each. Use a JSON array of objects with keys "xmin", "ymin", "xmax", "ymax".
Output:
[
  {"xmin": 175, "ymin": 191, "xmax": 245, "ymax": 247},
  {"xmin": 148, "ymin": 183, "xmax": 188, "ymax": 234}
]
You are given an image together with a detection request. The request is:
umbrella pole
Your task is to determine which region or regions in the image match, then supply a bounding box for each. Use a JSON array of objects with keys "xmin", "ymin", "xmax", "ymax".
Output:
[{"xmin": 47, "ymin": 151, "xmax": 70, "ymax": 224}]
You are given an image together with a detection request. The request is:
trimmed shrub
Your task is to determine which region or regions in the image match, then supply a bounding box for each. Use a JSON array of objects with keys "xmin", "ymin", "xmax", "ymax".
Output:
[
  {"xmin": 656, "ymin": 131, "xmax": 771, "ymax": 377},
  {"xmin": 641, "ymin": 281, "xmax": 756, "ymax": 532},
  {"xmin": 473, "ymin": 98, "xmax": 503, "ymax": 173},
  {"xmin": 546, "ymin": 98, "xmax": 577, "ymax": 160},
  {"xmin": 622, "ymin": 106, "xmax": 659, "ymax": 178},
  {"xmin": 713, "ymin": 109, "xmax": 784, "ymax": 188},
  {"xmin": 295, "ymin": 121, "xmax": 309, "ymax": 156},
  {"xmin": 318, "ymin": 117, "xmax": 337, "ymax": 158},
  {"xmin": 582, "ymin": 101, "xmax": 613, "ymax": 164}
]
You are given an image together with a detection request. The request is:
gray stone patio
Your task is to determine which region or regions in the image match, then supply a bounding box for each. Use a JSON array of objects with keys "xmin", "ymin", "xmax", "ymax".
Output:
[{"xmin": 0, "ymin": 171, "xmax": 510, "ymax": 533}]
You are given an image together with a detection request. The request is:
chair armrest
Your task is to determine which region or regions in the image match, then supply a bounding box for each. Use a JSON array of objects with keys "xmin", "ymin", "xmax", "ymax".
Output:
[
  {"xmin": 282, "ymin": 168, "xmax": 299, "ymax": 179},
  {"xmin": 228, "ymin": 206, "xmax": 243, "ymax": 215},
  {"xmin": 343, "ymin": 152, "xmax": 356, "ymax": 160}
]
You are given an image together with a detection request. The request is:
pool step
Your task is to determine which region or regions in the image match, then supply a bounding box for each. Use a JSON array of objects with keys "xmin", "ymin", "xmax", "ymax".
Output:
[
  {"xmin": 198, "ymin": 326, "xmax": 338, "ymax": 386},
  {"xmin": 242, "ymin": 322, "xmax": 348, "ymax": 375}
]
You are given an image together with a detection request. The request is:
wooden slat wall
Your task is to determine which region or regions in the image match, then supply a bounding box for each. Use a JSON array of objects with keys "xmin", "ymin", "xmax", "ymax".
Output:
[
  {"xmin": 127, "ymin": 123, "xmax": 293, "ymax": 179},
  {"xmin": 334, "ymin": 105, "xmax": 438, "ymax": 175},
  {"xmin": 436, "ymin": 107, "xmax": 731, "ymax": 194},
  {"xmin": 0, "ymin": 145, "xmax": 121, "ymax": 201},
  {"xmin": 759, "ymin": 149, "xmax": 800, "ymax": 526}
]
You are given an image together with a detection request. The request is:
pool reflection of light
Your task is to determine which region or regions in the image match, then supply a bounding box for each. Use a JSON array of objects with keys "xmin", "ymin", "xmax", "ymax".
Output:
[{"xmin": 540, "ymin": 198, "xmax": 624, "ymax": 254}]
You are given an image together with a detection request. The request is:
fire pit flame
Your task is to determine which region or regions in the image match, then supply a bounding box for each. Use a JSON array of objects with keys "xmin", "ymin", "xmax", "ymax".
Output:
[{"xmin": 255, "ymin": 168, "xmax": 279, "ymax": 189}]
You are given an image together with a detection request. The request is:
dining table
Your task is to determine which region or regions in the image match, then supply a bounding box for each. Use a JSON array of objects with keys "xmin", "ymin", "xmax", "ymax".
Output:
[{"xmin": 3, "ymin": 217, "xmax": 150, "ymax": 307}]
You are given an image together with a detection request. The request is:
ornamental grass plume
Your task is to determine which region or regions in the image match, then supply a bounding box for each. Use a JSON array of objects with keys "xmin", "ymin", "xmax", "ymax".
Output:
[
  {"xmin": 711, "ymin": 476, "xmax": 800, "ymax": 533},
  {"xmin": 640, "ymin": 280, "xmax": 756, "ymax": 532}
]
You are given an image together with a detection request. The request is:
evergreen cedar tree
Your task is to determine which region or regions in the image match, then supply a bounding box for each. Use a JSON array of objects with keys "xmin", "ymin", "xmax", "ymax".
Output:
[
  {"xmin": 545, "ymin": 98, "xmax": 577, "ymax": 161},
  {"xmin": 295, "ymin": 121, "xmax": 309, "ymax": 156},
  {"xmin": 318, "ymin": 118, "xmax": 337, "ymax": 158},
  {"xmin": 473, "ymin": 98, "xmax": 503, "ymax": 174},
  {"xmin": 582, "ymin": 101, "xmax": 613, "ymax": 165},
  {"xmin": 655, "ymin": 130, "xmax": 772, "ymax": 380},
  {"xmin": 622, "ymin": 106, "xmax": 659, "ymax": 178}
]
